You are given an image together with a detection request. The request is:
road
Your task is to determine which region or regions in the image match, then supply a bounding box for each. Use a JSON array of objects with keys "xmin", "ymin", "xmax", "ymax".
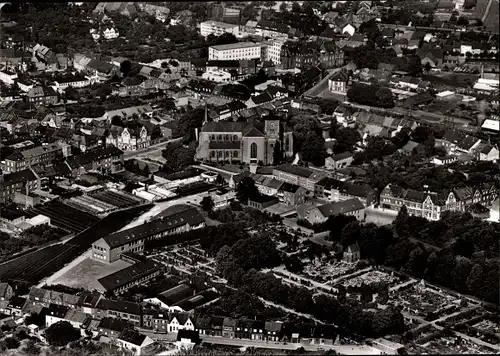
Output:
[
  {"xmin": 123, "ymin": 138, "xmax": 182, "ymax": 159},
  {"xmin": 200, "ymin": 336, "xmax": 383, "ymax": 355}
]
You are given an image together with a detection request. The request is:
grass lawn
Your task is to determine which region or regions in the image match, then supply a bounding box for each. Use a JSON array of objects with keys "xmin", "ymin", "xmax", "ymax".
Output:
[{"xmin": 51, "ymin": 257, "xmax": 132, "ymax": 292}]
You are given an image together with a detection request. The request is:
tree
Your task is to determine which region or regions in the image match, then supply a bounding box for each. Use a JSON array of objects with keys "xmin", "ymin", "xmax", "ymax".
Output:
[
  {"xmin": 45, "ymin": 321, "xmax": 81, "ymax": 346},
  {"xmin": 151, "ymin": 126, "xmax": 163, "ymax": 141},
  {"xmin": 201, "ymin": 196, "xmax": 214, "ymax": 213},
  {"xmin": 393, "ymin": 205, "xmax": 409, "ymax": 237},
  {"xmin": 23, "ymin": 340, "xmax": 39, "ymax": 355},
  {"xmin": 424, "ymin": 62, "xmax": 432, "ymax": 72},
  {"xmin": 236, "ymin": 176, "xmax": 259, "ymax": 204},
  {"xmin": 377, "ymin": 283, "xmax": 390, "ymax": 304},
  {"xmin": 111, "ymin": 115, "xmax": 125, "ymax": 127},
  {"xmin": 466, "ymin": 263, "xmax": 483, "ymax": 294},
  {"xmin": 457, "ymin": 16, "xmax": 469, "ymax": 26},
  {"xmin": 120, "ymin": 60, "xmax": 132, "ymax": 77},
  {"xmin": 2, "ymin": 337, "xmax": 19, "ymax": 350},
  {"xmin": 292, "ymin": 2, "xmax": 301, "ymax": 12},
  {"xmin": 279, "ymin": 2, "xmax": 287, "ymax": 11},
  {"xmin": 214, "ymin": 33, "xmax": 238, "ymax": 46}
]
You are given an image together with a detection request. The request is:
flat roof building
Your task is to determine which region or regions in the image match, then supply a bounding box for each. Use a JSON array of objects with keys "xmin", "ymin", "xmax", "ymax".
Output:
[{"xmin": 209, "ymin": 42, "xmax": 261, "ymax": 61}]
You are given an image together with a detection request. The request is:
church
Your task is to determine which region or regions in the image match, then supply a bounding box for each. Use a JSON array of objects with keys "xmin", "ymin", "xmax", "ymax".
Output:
[{"xmin": 195, "ymin": 117, "xmax": 294, "ymax": 165}]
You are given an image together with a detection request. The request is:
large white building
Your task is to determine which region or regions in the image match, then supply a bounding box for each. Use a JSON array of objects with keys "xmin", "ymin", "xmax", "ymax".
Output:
[
  {"xmin": 262, "ymin": 40, "xmax": 284, "ymax": 65},
  {"xmin": 208, "ymin": 42, "xmax": 261, "ymax": 61},
  {"xmin": 200, "ymin": 20, "xmax": 240, "ymax": 38},
  {"xmin": 0, "ymin": 69, "xmax": 18, "ymax": 86}
]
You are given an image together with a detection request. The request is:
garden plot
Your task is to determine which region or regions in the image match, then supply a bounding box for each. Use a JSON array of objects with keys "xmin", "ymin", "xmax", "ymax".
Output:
[
  {"xmin": 473, "ymin": 318, "xmax": 500, "ymax": 336},
  {"xmin": 341, "ymin": 270, "xmax": 400, "ymax": 288},
  {"xmin": 302, "ymin": 260, "xmax": 356, "ymax": 283},
  {"xmin": 422, "ymin": 336, "xmax": 497, "ymax": 354},
  {"xmin": 389, "ymin": 283, "xmax": 461, "ymax": 321}
]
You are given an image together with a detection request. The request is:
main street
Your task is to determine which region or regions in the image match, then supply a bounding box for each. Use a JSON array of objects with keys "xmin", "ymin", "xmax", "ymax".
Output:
[
  {"xmin": 123, "ymin": 137, "xmax": 183, "ymax": 159},
  {"xmin": 200, "ymin": 335, "xmax": 383, "ymax": 355}
]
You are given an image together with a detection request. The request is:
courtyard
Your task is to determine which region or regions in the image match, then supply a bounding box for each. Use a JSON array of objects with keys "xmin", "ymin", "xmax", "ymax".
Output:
[{"xmin": 49, "ymin": 257, "xmax": 132, "ymax": 292}]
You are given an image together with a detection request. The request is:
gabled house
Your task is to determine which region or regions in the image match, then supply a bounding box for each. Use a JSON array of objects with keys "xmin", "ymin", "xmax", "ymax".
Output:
[
  {"xmin": 277, "ymin": 182, "xmax": 306, "ymax": 206},
  {"xmin": 106, "ymin": 123, "xmax": 151, "ymax": 151},
  {"xmin": 328, "ymin": 69, "xmax": 349, "ymax": 93},
  {"xmin": 117, "ymin": 329, "xmax": 156, "ymax": 356},
  {"xmin": 298, "ymin": 198, "xmax": 366, "ymax": 225},
  {"xmin": 343, "ymin": 242, "xmax": 361, "ymax": 263},
  {"xmin": 325, "ymin": 152, "xmax": 353, "ymax": 170}
]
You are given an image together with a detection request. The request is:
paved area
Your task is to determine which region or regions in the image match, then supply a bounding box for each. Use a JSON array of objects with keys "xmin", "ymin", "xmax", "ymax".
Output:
[
  {"xmin": 47, "ymin": 255, "xmax": 132, "ymax": 292},
  {"xmin": 365, "ymin": 207, "xmax": 398, "ymax": 226}
]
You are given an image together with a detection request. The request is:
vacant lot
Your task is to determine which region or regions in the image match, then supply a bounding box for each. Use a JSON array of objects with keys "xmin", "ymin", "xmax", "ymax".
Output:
[{"xmin": 51, "ymin": 257, "xmax": 131, "ymax": 292}]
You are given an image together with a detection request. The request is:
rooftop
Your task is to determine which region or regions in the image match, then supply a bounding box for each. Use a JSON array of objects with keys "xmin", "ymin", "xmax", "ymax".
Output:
[
  {"xmin": 101, "ymin": 207, "xmax": 204, "ymax": 249},
  {"xmin": 98, "ymin": 259, "xmax": 163, "ymax": 292},
  {"xmin": 317, "ymin": 198, "xmax": 365, "ymax": 217},
  {"xmin": 210, "ymin": 42, "xmax": 259, "ymax": 51}
]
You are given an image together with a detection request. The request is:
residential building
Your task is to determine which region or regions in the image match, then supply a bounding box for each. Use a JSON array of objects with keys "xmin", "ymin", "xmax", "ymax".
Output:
[
  {"xmin": 103, "ymin": 27, "xmax": 119, "ymax": 40},
  {"xmin": 0, "ymin": 283, "xmax": 14, "ymax": 302},
  {"xmin": 26, "ymin": 86, "xmax": 58, "ymax": 106},
  {"xmin": 208, "ymin": 42, "xmax": 261, "ymax": 61},
  {"xmin": 277, "ymin": 182, "xmax": 306, "ymax": 206},
  {"xmin": 0, "ymin": 69, "xmax": 18, "ymax": 86},
  {"xmin": 273, "ymin": 164, "xmax": 326, "ymax": 191},
  {"xmin": 262, "ymin": 40, "xmax": 285, "ymax": 65},
  {"xmin": 91, "ymin": 207, "xmax": 205, "ymax": 263},
  {"xmin": 280, "ymin": 40, "xmax": 344, "ymax": 70},
  {"xmin": 93, "ymin": 299, "xmax": 142, "ymax": 326},
  {"xmin": 478, "ymin": 144, "xmax": 499, "ymax": 161},
  {"xmin": 103, "ymin": 104, "xmax": 154, "ymax": 121},
  {"xmin": 117, "ymin": 329, "xmax": 156, "ymax": 356},
  {"xmin": 325, "ymin": 152, "xmax": 353, "ymax": 170},
  {"xmin": 97, "ymin": 317, "xmax": 133, "ymax": 338},
  {"xmin": 380, "ymin": 183, "xmax": 498, "ymax": 220},
  {"xmin": 45, "ymin": 304, "xmax": 69, "ymax": 327},
  {"xmin": 200, "ymin": 21, "xmax": 239, "ymax": 38},
  {"xmin": 28, "ymin": 287, "xmax": 82, "ymax": 308},
  {"xmin": 328, "ymin": 69, "xmax": 349, "ymax": 93},
  {"xmin": 254, "ymin": 20, "xmax": 289, "ymax": 40},
  {"xmin": 0, "ymin": 169, "xmax": 39, "ymax": 204},
  {"xmin": 298, "ymin": 198, "xmax": 366, "ymax": 225},
  {"xmin": 343, "ymin": 242, "xmax": 361, "ymax": 263},
  {"xmin": 66, "ymin": 145, "xmax": 124, "ymax": 174},
  {"xmin": 106, "ymin": 124, "xmax": 151, "ymax": 151},
  {"xmin": 431, "ymin": 155, "xmax": 458, "ymax": 165},
  {"xmin": 98, "ymin": 259, "xmax": 163, "ymax": 295},
  {"xmin": 2, "ymin": 143, "xmax": 62, "ymax": 173},
  {"xmin": 196, "ymin": 119, "xmax": 294, "ymax": 166}
]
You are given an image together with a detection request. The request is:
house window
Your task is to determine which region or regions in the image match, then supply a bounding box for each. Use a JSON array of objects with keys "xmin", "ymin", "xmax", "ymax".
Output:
[
  {"xmin": 233, "ymin": 150, "xmax": 238, "ymax": 158},
  {"xmin": 250, "ymin": 142, "xmax": 258, "ymax": 159}
]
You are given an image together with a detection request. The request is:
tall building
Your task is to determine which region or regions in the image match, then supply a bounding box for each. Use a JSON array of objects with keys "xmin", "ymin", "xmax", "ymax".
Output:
[{"xmin": 473, "ymin": 0, "xmax": 500, "ymax": 33}]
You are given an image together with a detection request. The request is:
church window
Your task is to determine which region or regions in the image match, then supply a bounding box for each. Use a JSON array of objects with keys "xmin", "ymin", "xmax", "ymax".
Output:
[{"xmin": 250, "ymin": 142, "xmax": 258, "ymax": 159}]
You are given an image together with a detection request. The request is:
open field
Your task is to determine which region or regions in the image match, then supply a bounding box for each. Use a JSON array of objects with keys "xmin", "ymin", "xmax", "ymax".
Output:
[{"xmin": 50, "ymin": 257, "xmax": 132, "ymax": 292}]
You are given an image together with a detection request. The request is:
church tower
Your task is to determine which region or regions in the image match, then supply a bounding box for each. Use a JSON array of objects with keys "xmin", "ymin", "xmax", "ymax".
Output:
[{"xmin": 264, "ymin": 118, "xmax": 280, "ymax": 140}]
